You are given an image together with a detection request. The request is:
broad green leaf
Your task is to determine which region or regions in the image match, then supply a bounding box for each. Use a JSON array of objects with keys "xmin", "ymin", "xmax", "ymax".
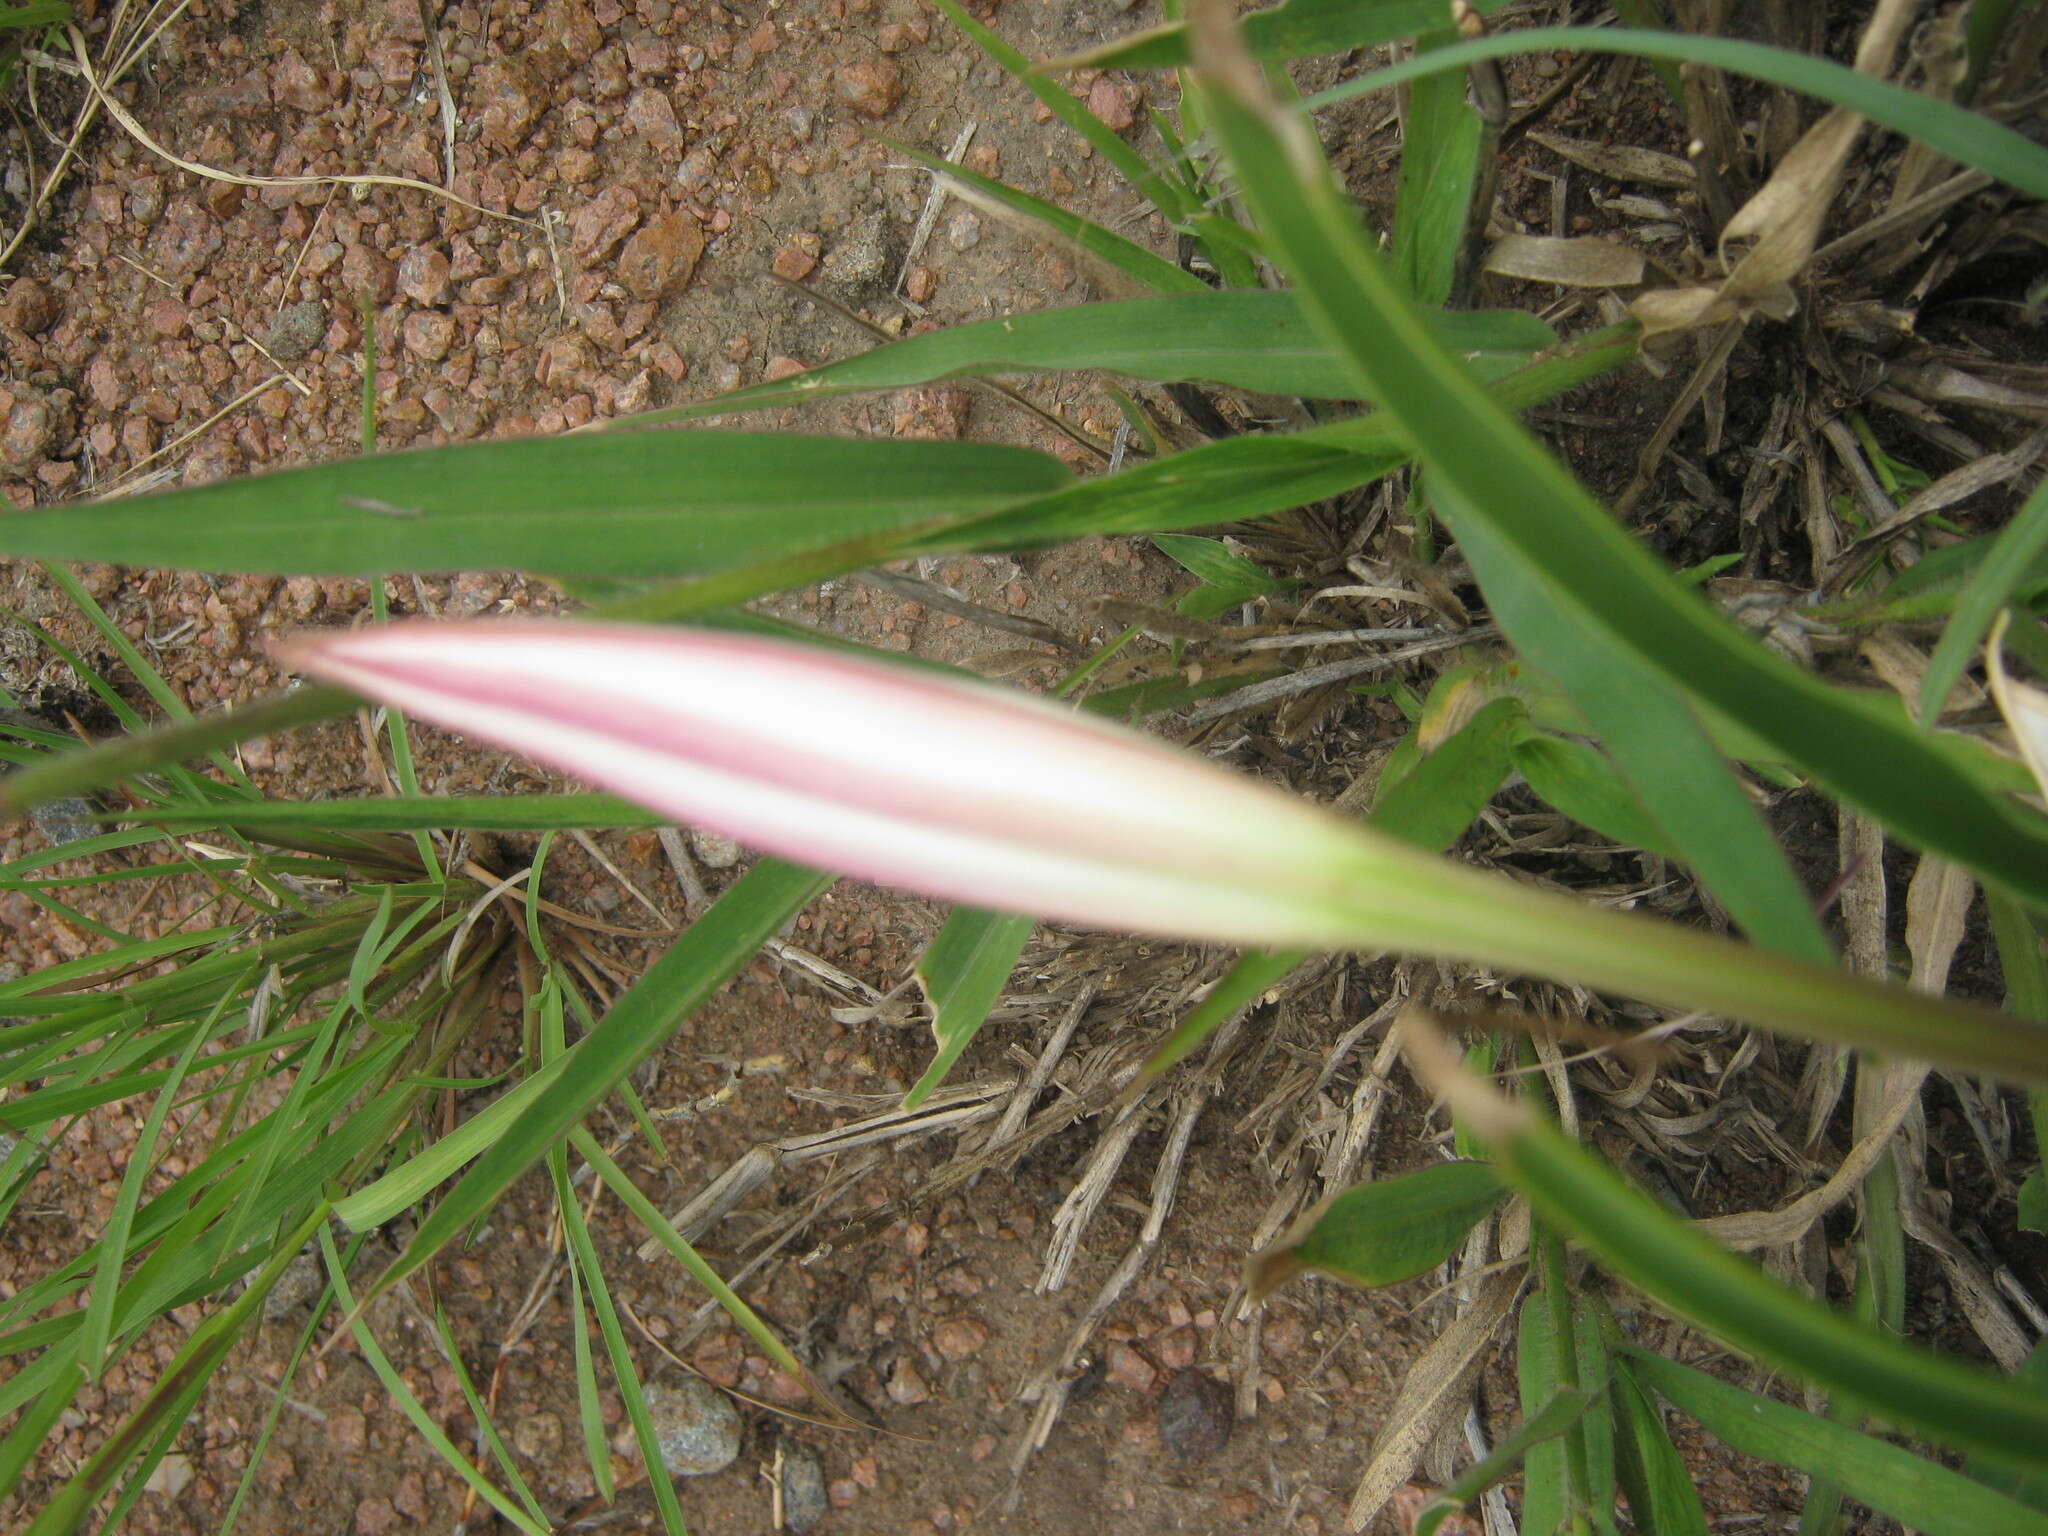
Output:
[
  {"xmin": 0, "ymin": 433, "xmax": 1072, "ymax": 577},
  {"xmin": 904, "ymin": 907, "xmax": 1034, "ymax": 1108},
  {"xmin": 1611, "ymin": 1355, "xmax": 1709, "ymax": 1536},
  {"xmin": 1199, "ymin": 58, "xmax": 2048, "ymax": 916},
  {"xmin": 1249, "ymin": 1161, "xmax": 1502, "ymax": 1294},
  {"xmin": 1367, "ymin": 698, "xmax": 1521, "ymax": 854},
  {"xmin": 1486, "ymin": 1095, "xmax": 2048, "ymax": 1474},
  {"xmin": 1308, "ymin": 30, "xmax": 2048, "ymax": 204},
  {"xmin": 1393, "ymin": 31, "xmax": 1483, "ymax": 308},
  {"xmin": 1518, "ymin": 1296, "xmax": 1570, "ymax": 1536},
  {"xmin": 1154, "ymin": 532, "xmax": 1292, "ymax": 620},
  {"xmin": 629, "ymin": 293, "xmax": 1556, "ymax": 422},
  {"xmin": 1060, "ymin": 0, "xmax": 1517, "ymax": 70},
  {"xmin": 1921, "ymin": 476, "xmax": 2048, "ymax": 723},
  {"xmin": 1510, "ymin": 732, "xmax": 1680, "ymax": 860},
  {"xmin": 1632, "ymin": 1349, "xmax": 2048, "ymax": 1536},
  {"xmin": 1965, "ymin": 1341, "xmax": 2048, "ymax": 1514}
]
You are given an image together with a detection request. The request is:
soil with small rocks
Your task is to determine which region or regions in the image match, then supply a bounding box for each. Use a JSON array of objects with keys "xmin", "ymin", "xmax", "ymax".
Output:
[{"xmin": 0, "ymin": 3, "xmax": 1848, "ymax": 1535}]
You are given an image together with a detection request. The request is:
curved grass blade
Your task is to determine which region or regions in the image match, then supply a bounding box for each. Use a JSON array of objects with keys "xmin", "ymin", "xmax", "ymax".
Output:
[
  {"xmin": 1630, "ymin": 1349, "xmax": 2048, "ymax": 1536},
  {"xmin": 880, "ymin": 140, "xmax": 1201, "ymax": 294},
  {"xmin": 905, "ymin": 907, "xmax": 1033, "ymax": 1109},
  {"xmin": 1057, "ymin": 0, "xmax": 1516, "ymax": 71},
  {"xmin": 1414, "ymin": 1386, "xmax": 1594, "ymax": 1536},
  {"xmin": 1448, "ymin": 496, "xmax": 1833, "ymax": 962},
  {"xmin": 339, "ymin": 859, "xmax": 829, "ymax": 1330},
  {"xmin": 639, "ymin": 292, "xmax": 1555, "ymax": 422},
  {"xmin": 1197, "ymin": 39, "xmax": 2048, "ymax": 912},
  {"xmin": 1409, "ymin": 1019, "xmax": 2048, "ymax": 1475},
  {"xmin": 1305, "ymin": 29, "xmax": 2048, "ymax": 203},
  {"xmin": 1249, "ymin": 1160, "xmax": 1503, "ymax": 1296},
  {"xmin": 0, "ymin": 432, "xmax": 1073, "ymax": 577},
  {"xmin": 1611, "ymin": 1354, "xmax": 1710, "ymax": 1536},
  {"xmin": 1920, "ymin": 474, "xmax": 2048, "ymax": 724},
  {"xmin": 932, "ymin": 0, "xmax": 1191, "ymax": 221}
]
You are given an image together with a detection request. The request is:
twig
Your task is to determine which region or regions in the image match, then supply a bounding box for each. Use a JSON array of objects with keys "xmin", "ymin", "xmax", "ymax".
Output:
[{"xmin": 1182, "ymin": 629, "xmax": 1492, "ymax": 724}]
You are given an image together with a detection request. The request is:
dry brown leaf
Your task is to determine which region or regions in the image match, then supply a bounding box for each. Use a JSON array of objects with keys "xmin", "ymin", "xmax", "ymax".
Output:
[
  {"xmin": 1527, "ymin": 131, "xmax": 1697, "ymax": 188},
  {"xmin": 1629, "ymin": 0, "xmax": 1917, "ymax": 338},
  {"xmin": 1345, "ymin": 1270, "xmax": 1521, "ymax": 1531},
  {"xmin": 1483, "ymin": 234, "xmax": 1646, "ymax": 288}
]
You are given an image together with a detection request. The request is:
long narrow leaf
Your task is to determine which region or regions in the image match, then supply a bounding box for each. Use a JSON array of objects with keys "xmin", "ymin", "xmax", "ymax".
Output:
[
  {"xmin": 1197, "ymin": 33, "xmax": 2048, "ymax": 912},
  {"xmin": 1920, "ymin": 475, "xmax": 2048, "ymax": 723}
]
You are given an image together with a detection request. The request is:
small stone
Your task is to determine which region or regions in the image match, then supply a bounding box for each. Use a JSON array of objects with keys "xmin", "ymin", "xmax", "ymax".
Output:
[
  {"xmin": 616, "ymin": 212, "xmax": 705, "ymax": 301},
  {"xmin": 342, "ymin": 246, "xmax": 396, "ymax": 304},
  {"xmin": 1105, "ymin": 1341, "xmax": 1159, "ymax": 1395},
  {"xmin": 644, "ymin": 1378, "xmax": 742, "ymax": 1478},
  {"xmin": 690, "ymin": 826, "xmax": 743, "ymax": 869},
  {"xmin": 944, "ymin": 209, "xmax": 980, "ymax": 251},
  {"xmin": 328, "ymin": 1406, "xmax": 368, "ymax": 1454},
  {"xmin": 778, "ymin": 1440, "xmax": 829, "ymax": 1534},
  {"xmin": 822, "ymin": 210, "xmax": 891, "ymax": 291},
  {"xmin": 570, "ymin": 185, "xmax": 643, "ymax": 263},
  {"xmin": 266, "ymin": 301, "xmax": 328, "ymax": 362},
  {"xmin": 353, "ymin": 1495, "xmax": 398, "ymax": 1536},
  {"xmin": 771, "ymin": 237, "xmax": 820, "ymax": 282},
  {"xmin": 932, "ymin": 1319, "xmax": 988, "ymax": 1360},
  {"xmin": 1158, "ymin": 1369, "xmax": 1231, "ymax": 1463},
  {"xmin": 886, "ymin": 1357, "xmax": 930, "ymax": 1406},
  {"xmin": 626, "ymin": 88, "xmax": 683, "ymax": 146},
  {"xmin": 904, "ymin": 265, "xmax": 935, "ymax": 304},
  {"xmin": 402, "ymin": 310, "xmax": 456, "ymax": 362},
  {"xmin": 474, "ymin": 57, "xmax": 543, "ymax": 150},
  {"xmin": 1, "ymin": 277, "xmax": 58, "ymax": 334},
  {"xmin": 397, "ymin": 247, "xmax": 452, "ymax": 306},
  {"xmin": 835, "ymin": 59, "xmax": 905, "ymax": 118},
  {"xmin": 143, "ymin": 1452, "xmax": 192, "ymax": 1498},
  {"xmin": 1086, "ymin": 75, "xmax": 1141, "ymax": 133},
  {"xmin": 270, "ymin": 48, "xmax": 333, "ymax": 112},
  {"xmin": 261, "ymin": 1250, "xmax": 324, "ymax": 1321},
  {"xmin": 877, "ymin": 20, "xmax": 927, "ymax": 52},
  {"xmin": 512, "ymin": 1410, "xmax": 563, "ymax": 1460},
  {"xmin": 0, "ymin": 386, "xmax": 60, "ymax": 469}
]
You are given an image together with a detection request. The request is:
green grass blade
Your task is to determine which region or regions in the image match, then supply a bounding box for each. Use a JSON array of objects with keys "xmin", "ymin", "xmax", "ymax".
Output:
[
  {"xmin": 933, "ymin": 0, "xmax": 1190, "ymax": 221},
  {"xmin": 904, "ymin": 907, "xmax": 1034, "ymax": 1109},
  {"xmin": 1510, "ymin": 731, "xmax": 1679, "ymax": 860},
  {"xmin": 345, "ymin": 860, "xmax": 828, "ymax": 1309},
  {"xmin": 563, "ymin": 1243, "xmax": 615, "ymax": 1502},
  {"xmin": 433, "ymin": 1305, "xmax": 552, "ymax": 1529},
  {"xmin": 77, "ymin": 972, "xmax": 245, "ymax": 1378},
  {"xmin": 1391, "ymin": 30, "xmax": 1483, "ymax": 308},
  {"xmin": 635, "ymin": 292, "xmax": 1555, "ymax": 421},
  {"xmin": 1517, "ymin": 1295, "xmax": 1570, "ymax": 1536},
  {"xmin": 1199, "ymin": 51, "xmax": 2048, "ymax": 912},
  {"xmin": 880, "ymin": 140, "xmax": 1201, "ymax": 294},
  {"xmin": 1920, "ymin": 475, "xmax": 2048, "ymax": 724},
  {"xmin": 1611, "ymin": 1354, "xmax": 1710, "ymax": 1536},
  {"xmin": 315, "ymin": 1228, "xmax": 550, "ymax": 1536},
  {"xmin": 128, "ymin": 792, "xmax": 666, "ymax": 832},
  {"xmin": 1415, "ymin": 1387, "xmax": 1594, "ymax": 1536},
  {"xmin": 1449, "ymin": 498, "xmax": 1832, "ymax": 962},
  {"xmin": 1632, "ymin": 1348, "xmax": 2048, "ymax": 1536},
  {"xmin": 1486, "ymin": 1089, "xmax": 2048, "ymax": 1474},
  {"xmin": 549, "ymin": 1158, "xmax": 687, "ymax": 1536},
  {"xmin": 1061, "ymin": 0, "xmax": 1516, "ymax": 69},
  {"xmin": 0, "ymin": 433, "xmax": 1072, "ymax": 577},
  {"xmin": 1305, "ymin": 29, "xmax": 2048, "ymax": 202}
]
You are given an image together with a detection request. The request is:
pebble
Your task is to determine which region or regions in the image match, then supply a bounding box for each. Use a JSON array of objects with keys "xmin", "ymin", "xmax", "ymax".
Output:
[
  {"xmin": 1086, "ymin": 75, "xmax": 1141, "ymax": 133},
  {"xmin": 616, "ymin": 212, "xmax": 705, "ymax": 301},
  {"xmin": 512, "ymin": 1409, "xmax": 563, "ymax": 1460},
  {"xmin": 822, "ymin": 210, "xmax": 891, "ymax": 291},
  {"xmin": 0, "ymin": 385, "xmax": 61, "ymax": 469},
  {"xmin": 28, "ymin": 795, "xmax": 97, "ymax": 849},
  {"xmin": 778, "ymin": 1440, "xmax": 829, "ymax": 1534},
  {"xmin": 932, "ymin": 1318, "xmax": 988, "ymax": 1359},
  {"xmin": 260, "ymin": 1249, "xmax": 325, "ymax": 1322},
  {"xmin": 944, "ymin": 209, "xmax": 980, "ymax": 251},
  {"xmin": 643, "ymin": 1377, "xmax": 743, "ymax": 1478},
  {"xmin": 689, "ymin": 825, "xmax": 743, "ymax": 869},
  {"xmin": 836, "ymin": 59, "xmax": 905, "ymax": 119},
  {"xmin": 473, "ymin": 57, "xmax": 543, "ymax": 150},
  {"xmin": 397, "ymin": 247, "xmax": 451, "ymax": 307},
  {"xmin": 265, "ymin": 301, "xmax": 328, "ymax": 363},
  {"xmin": 1158, "ymin": 1369, "xmax": 1232, "ymax": 1463},
  {"xmin": 886, "ymin": 1356, "xmax": 930, "ymax": 1406}
]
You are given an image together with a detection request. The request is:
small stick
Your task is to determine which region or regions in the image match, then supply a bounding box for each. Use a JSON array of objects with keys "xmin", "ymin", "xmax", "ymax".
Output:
[{"xmin": 896, "ymin": 121, "xmax": 976, "ymax": 292}]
